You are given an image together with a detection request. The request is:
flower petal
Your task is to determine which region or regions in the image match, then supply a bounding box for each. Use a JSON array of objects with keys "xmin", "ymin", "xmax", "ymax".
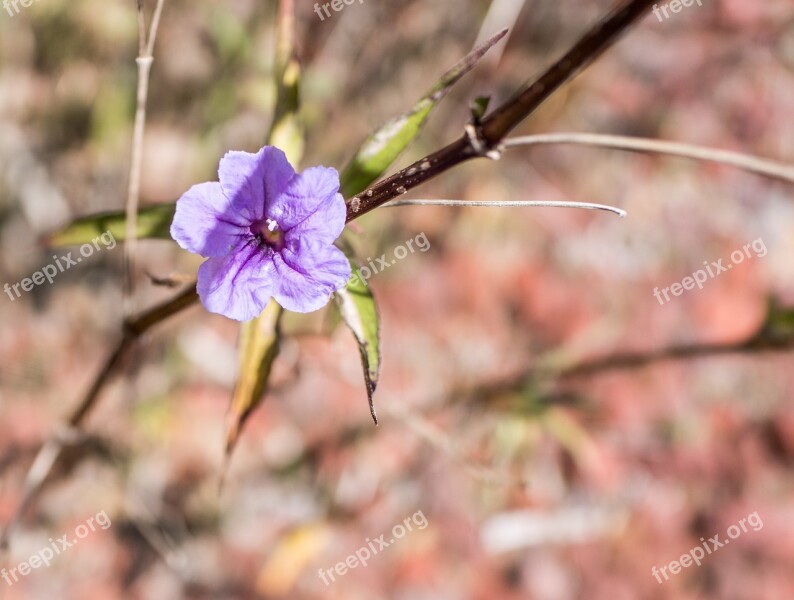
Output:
[
  {"xmin": 272, "ymin": 242, "xmax": 351, "ymax": 313},
  {"xmin": 218, "ymin": 146, "xmax": 296, "ymax": 224},
  {"xmin": 196, "ymin": 241, "xmax": 277, "ymax": 321},
  {"xmin": 171, "ymin": 182, "xmax": 249, "ymax": 257},
  {"xmin": 271, "ymin": 167, "xmax": 346, "ymax": 244}
]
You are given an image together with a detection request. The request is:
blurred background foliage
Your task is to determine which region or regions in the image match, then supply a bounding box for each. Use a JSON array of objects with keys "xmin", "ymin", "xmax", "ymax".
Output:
[{"xmin": 2, "ymin": 0, "xmax": 794, "ymax": 598}]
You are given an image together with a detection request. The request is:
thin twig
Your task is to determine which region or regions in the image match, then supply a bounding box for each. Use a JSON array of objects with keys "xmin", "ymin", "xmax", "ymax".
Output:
[
  {"xmin": 145, "ymin": 0, "xmax": 166, "ymax": 57},
  {"xmin": 503, "ymin": 133, "xmax": 794, "ymax": 184},
  {"xmin": 385, "ymin": 198, "xmax": 627, "ymax": 217},
  {"xmin": 124, "ymin": 0, "xmax": 167, "ymax": 317}
]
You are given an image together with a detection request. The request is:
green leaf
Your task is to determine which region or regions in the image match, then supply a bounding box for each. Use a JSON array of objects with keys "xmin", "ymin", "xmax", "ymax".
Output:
[
  {"xmin": 47, "ymin": 204, "xmax": 175, "ymax": 247},
  {"xmin": 226, "ymin": 300, "xmax": 284, "ymax": 455},
  {"xmin": 335, "ymin": 258, "xmax": 382, "ymax": 424},
  {"xmin": 339, "ymin": 29, "xmax": 508, "ymax": 198}
]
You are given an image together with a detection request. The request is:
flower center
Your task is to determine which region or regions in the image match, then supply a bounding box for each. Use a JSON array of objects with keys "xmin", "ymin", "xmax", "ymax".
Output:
[{"xmin": 253, "ymin": 218, "xmax": 285, "ymax": 250}]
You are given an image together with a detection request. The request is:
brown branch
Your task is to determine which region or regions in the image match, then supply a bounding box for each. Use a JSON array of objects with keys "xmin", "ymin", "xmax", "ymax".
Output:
[
  {"xmin": 479, "ymin": 0, "xmax": 656, "ymax": 145},
  {"xmin": 0, "ymin": 284, "xmax": 198, "ymax": 550},
  {"xmin": 559, "ymin": 338, "xmax": 790, "ymax": 379},
  {"xmin": 454, "ymin": 330, "xmax": 794, "ymax": 409},
  {"xmin": 345, "ymin": 0, "xmax": 657, "ymax": 221},
  {"xmin": 561, "ymin": 308, "xmax": 794, "ymax": 380},
  {"xmin": 69, "ymin": 284, "xmax": 199, "ymax": 425}
]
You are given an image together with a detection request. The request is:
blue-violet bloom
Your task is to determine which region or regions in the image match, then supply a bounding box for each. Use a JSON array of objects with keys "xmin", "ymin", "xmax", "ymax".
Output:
[{"xmin": 171, "ymin": 146, "xmax": 351, "ymax": 321}]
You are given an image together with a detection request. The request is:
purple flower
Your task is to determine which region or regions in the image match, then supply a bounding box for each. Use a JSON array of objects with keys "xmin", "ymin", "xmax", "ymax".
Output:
[{"xmin": 171, "ymin": 146, "xmax": 351, "ymax": 321}]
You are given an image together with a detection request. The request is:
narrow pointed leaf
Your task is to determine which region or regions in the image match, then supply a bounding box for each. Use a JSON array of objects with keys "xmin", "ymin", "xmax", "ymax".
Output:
[
  {"xmin": 226, "ymin": 300, "xmax": 284, "ymax": 454},
  {"xmin": 335, "ymin": 258, "xmax": 381, "ymax": 424},
  {"xmin": 340, "ymin": 28, "xmax": 508, "ymax": 198},
  {"xmin": 47, "ymin": 204, "xmax": 176, "ymax": 246}
]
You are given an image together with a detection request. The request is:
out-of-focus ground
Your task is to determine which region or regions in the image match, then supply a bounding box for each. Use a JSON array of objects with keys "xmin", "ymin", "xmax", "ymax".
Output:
[{"xmin": 1, "ymin": 0, "xmax": 794, "ymax": 598}]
